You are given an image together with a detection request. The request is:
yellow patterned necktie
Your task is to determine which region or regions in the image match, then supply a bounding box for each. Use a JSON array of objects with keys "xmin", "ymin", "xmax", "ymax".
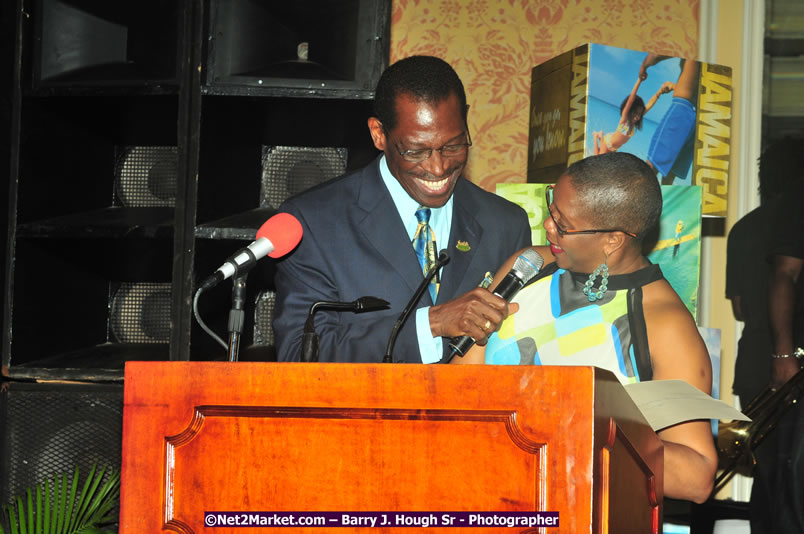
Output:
[{"xmin": 412, "ymin": 206, "xmax": 439, "ymax": 302}]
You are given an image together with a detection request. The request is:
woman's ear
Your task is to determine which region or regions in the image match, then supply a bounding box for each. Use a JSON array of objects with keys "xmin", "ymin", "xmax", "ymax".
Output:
[{"xmin": 604, "ymin": 231, "xmax": 628, "ymax": 257}]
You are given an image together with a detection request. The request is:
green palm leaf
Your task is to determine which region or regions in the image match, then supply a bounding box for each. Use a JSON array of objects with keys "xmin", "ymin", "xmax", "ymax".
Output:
[{"xmin": 1, "ymin": 465, "xmax": 120, "ymax": 534}]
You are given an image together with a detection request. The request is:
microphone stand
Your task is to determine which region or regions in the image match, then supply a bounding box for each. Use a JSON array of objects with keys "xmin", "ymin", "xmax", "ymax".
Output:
[
  {"xmin": 227, "ymin": 274, "xmax": 248, "ymax": 362},
  {"xmin": 302, "ymin": 297, "xmax": 391, "ymax": 362},
  {"xmin": 383, "ymin": 251, "xmax": 450, "ymax": 363}
]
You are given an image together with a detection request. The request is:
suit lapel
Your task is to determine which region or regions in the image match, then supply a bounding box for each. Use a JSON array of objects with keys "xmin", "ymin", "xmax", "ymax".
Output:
[
  {"xmin": 356, "ymin": 160, "xmax": 425, "ymax": 296},
  {"xmin": 439, "ymin": 179, "xmax": 483, "ymax": 302}
]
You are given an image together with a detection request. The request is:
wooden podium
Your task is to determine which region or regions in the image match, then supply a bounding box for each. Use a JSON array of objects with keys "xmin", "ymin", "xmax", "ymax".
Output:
[{"xmin": 119, "ymin": 362, "xmax": 663, "ymax": 533}]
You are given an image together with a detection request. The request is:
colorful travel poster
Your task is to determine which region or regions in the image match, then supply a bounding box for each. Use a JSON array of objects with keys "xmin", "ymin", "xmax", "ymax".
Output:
[
  {"xmin": 494, "ymin": 183, "xmax": 549, "ymax": 247},
  {"xmin": 586, "ymin": 44, "xmax": 685, "ymax": 180},
  {"xmin": 527, "ymin": 43, "xmax": 732, "ymax": 217},
  {"xmin": 699, "ymin": 326, "xmax": 722, "ymax": 435},
  {"xmin": 646, "ymin": 185, "xmax": 702, "ymax": 319}
]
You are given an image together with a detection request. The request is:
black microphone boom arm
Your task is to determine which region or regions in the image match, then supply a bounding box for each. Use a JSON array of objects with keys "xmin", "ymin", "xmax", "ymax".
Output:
[
  {"xmin": 383, "ymin": 250, "xmax": 450, "ymax": 363},
  {"xmin": 301, "ymin": 296, "xmax": 390, "ymax": 362}
]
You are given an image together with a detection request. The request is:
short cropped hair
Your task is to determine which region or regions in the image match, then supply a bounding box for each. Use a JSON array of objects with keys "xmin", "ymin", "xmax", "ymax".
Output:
[
  {"xmin": 564, "ymin": 152, "xmax": 662, "ymax": 241},
  {"xmin": 373, "ymin": 55, "xmax": 468, "ymax": 132}
]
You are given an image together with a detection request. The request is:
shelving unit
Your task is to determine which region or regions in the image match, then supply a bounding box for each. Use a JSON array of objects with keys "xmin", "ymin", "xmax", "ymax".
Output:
[{"xmin": 3, "ymin": 0, "xmax": 391, "ymax": 380}]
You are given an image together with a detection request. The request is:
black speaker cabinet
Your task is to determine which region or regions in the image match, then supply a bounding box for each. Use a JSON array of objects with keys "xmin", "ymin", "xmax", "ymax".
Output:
[
  {"xmin": 109, "ymin": 282, "xmax": 172, "ymax": 344},
  {"xmin": 114, "ymin": 146, "xmax": 178, "ymax": 208},
  {"xmin": 30, "ymin": 0, "xmax": 182, "ymax": 87},
  {"xmin": 204, "ymin": 0, "xmax": 391, "ymax": 97},
  {"xmin": 252, "ymin": 289, "xmax": 276, "ymax": 347},
  {"xmin": 5, "ymin": 0, "xmax": 389, "ymax": 377},
  {"xmin": 260, "ymin": 145, "xmax": 347, "ymax": 209},
  {"xmin": 0, "ymin": 381, "xmax": 124, "ymax": 506}
]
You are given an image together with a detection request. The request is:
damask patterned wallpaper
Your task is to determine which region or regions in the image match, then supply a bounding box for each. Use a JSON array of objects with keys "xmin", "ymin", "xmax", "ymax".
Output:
[{"xmin": 389, "ymin": 0, "xmax": 700, "ymax": 190}]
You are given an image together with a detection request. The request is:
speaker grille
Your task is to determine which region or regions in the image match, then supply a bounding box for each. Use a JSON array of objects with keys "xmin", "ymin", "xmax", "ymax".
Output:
[
  {"xmin": 1, "ymin": 383, "xmax": 123, "ymax": 505},
  {"xmin": 109, "ymin": 282, "xmax": 171, "ymax": 344},
  {"xmin": 114, "ymin": 146, "xmax": 178, "ymax": 207},
  {"xmin": 260, "ymin": 146, "xmax": 347, "ymax": 209},
  {"xmin": 253, "ymin": 290, "xmax": 277, "ymax": 347}
]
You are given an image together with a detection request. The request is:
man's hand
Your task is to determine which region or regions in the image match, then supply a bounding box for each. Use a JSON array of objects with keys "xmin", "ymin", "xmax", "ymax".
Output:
[
  {"xmin": 639, "ymin": 52, "xmax": 667, "ymax": 80},
  {"xmin": 428, "ymin": 288, "xmax": 517, "ymax": 345}
]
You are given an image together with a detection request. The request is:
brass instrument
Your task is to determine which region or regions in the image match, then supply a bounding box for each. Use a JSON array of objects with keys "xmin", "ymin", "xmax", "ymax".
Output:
[{"xmin": 714, "ymin": 364, "xmax": 804, "ymax": 494}]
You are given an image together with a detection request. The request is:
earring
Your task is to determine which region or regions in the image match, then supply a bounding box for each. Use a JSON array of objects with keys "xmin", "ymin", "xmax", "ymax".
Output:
[{"xmin": 583, "ymin": 261, "xmax": 609, "ymax": 302}]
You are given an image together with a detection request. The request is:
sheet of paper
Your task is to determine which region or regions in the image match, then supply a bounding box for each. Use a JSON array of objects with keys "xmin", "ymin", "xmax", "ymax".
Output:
[{"xmin": 624, "ymin": 379, "xmax": 750, "ymax": 432}]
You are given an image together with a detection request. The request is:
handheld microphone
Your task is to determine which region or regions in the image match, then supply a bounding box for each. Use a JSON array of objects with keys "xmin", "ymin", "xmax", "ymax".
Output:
[
  {"xmin": 200, "ymin": 213, "xmax": 303, "ymax": 290},
  {"xmin": 383, "ymin": 250, "xmax": 450, "ymax": 363},
  {"xmin": 448, "ymin": 248, "xmax": 544, "ymax": 358},
  {"xmin": 302, "ymin": 297, "xmax": 391, "ymax": 362}
]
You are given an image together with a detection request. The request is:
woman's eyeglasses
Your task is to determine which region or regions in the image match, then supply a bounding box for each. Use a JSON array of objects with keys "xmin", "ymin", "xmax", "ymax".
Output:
[{"xmin": 545, "ymin": 184, "xmax": 638, "ymax": 238}]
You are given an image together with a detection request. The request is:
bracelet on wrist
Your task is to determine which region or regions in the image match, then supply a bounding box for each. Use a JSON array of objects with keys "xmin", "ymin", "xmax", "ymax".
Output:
[{"xmin": 771, "ymin": 347, "xmax": 804, "ymax": 359}]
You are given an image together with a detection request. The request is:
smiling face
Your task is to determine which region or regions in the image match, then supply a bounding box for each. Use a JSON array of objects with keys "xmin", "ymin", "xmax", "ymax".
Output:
[
  {"xmin": 542, "ymin": 176, "xmax": 608, "ymax": 273},
  {"xmin": 630, "ymin": 103, "xmax": 646, "ymax": 127},
  {"xmin": 368, "ymin": 92, "xmax": 468, "ymax": 208}
]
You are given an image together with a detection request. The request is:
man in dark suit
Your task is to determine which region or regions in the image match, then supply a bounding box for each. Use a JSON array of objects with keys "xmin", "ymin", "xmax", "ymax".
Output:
[{"xmin": 273, "ymin": 55, "xmax": 531, "ymax": 363}]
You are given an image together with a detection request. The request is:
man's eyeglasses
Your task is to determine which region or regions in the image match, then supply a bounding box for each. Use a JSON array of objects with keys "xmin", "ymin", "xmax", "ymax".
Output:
[
  {"xmin": 384, "ymin": 126, "xmax": 472, "ymax": 163},
  {"xmin": 545, "ymin": 184, "xmax": 638, "ymax": 238}
]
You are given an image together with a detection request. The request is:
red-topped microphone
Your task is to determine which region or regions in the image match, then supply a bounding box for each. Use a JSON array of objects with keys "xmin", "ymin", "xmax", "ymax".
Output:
[{"xmin": 200, "ymin": 212, "xmax": 303, "ymax": 290}]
